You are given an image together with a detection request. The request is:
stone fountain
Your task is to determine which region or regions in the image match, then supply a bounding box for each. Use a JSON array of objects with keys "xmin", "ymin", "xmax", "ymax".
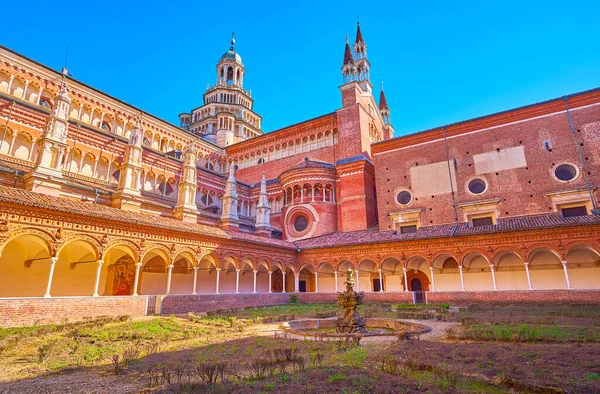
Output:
[{"xmin": 336, "ymin": 269, "xmax": 367, "ymax": 333}]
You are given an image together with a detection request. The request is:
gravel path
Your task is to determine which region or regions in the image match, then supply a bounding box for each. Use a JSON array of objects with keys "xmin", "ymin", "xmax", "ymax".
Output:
[{"xmin": 399, "ymin": 319, "xmax": 461, "ymax": 341}]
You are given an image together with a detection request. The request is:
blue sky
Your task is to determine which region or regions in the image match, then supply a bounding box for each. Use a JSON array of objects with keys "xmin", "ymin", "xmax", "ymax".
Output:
[{"xmin": 3, "ymin": 1, "xmax": 600, "ymax": 137}]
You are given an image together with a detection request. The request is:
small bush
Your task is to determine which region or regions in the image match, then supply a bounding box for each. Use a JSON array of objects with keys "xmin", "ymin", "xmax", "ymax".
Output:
[
  {"xmin": 289, "ymin": 294, "xmax": 298, "ymax": 304},
  {"xmin": 109, "ymin": 347, "xmax": 141, "ymax": 375},
  {"xmin": 37, "ymin": 342, "xmax": 55, "ymax": 363},
  {"xmin": 328, "ymin": 372, "xmax": 345, "ymax": 383}
]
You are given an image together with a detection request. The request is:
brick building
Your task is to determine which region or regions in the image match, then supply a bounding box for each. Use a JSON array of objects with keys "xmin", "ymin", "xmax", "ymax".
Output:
[{"xmin": 0, "ymin": 24, "xmax": 599, "ymax": 325}]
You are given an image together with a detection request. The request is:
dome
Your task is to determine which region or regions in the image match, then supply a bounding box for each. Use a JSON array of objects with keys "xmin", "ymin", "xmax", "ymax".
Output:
[{"xmin": 220, "ymin": 49, "xmax": 242, "ymax": 63}]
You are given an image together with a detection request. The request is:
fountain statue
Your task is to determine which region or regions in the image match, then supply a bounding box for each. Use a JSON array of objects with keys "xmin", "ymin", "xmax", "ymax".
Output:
[{"xmin": 336, "ymin": 269, "xmax": 367, "ymax": 333}]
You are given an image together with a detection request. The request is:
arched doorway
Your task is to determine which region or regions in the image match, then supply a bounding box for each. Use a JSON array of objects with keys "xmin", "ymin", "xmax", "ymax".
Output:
[{"xmin": 411, "ymin": 278, "xmax": 422, "ymax": 291}]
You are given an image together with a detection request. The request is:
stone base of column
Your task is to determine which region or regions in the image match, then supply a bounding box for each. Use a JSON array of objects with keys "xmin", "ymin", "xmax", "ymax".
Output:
[
  {"xmin": 173, "ymin": 204, "xmax": 198, "ymax": 223},
  {"xmin": 220, "ymin": 219, "xmax": 240, "ymax": 231},
  {"xmin": 254, "ymin": 227, "xmax": 271, "ymax": 237},
  {"xmin": 111, "ymin": 191, "xmax": 142, "ymax": 212},
  {"xmin": 22, "ymin": 171, "xmax": 65, "ymax": 197}
]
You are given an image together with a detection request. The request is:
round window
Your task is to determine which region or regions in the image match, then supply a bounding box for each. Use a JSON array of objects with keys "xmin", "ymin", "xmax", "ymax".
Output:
[
  {"xmin": 294, "ymin": 215, "xmax": 309, "ymax": 232},
  {"xmin": 467, "ymin": 178, "xmax": 487, "ymax": 195},
  {"xmin": 554, "ymin": 164, "xmax": 578, "ymax": 182},
  {"xmin": 396, "ymin": 190, "xmax": 412, "ymax": 205}
]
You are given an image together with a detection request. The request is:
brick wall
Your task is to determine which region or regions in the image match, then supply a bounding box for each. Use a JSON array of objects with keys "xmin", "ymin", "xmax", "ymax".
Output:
[
  {"xmin": 161, "ymin": 291, "xmax": 416, "ymax": 314},
  {"xmin": 374, "ymin": 103, "xmax": 600, "ymax": 231},
  {"xmin": 0, "ymin": 296, "xmax": 148, "ymax": 327},
  {"xmin": 162, "ymin": 290, "xmax": 600, "ymax": 315},
  {"xmin": 427, "ymin": 290, "xmax": 600, "ymax": 305}
]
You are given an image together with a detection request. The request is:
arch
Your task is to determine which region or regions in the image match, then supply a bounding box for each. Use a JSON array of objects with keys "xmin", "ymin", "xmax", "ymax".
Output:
[
  {"xmin": 51, "ymin": 238, "xmax": 100, "ymax": 296},
  {"xmin": 564, "ymin": 245, "xmax": 600, "ymax": 289},
  {"xmin": 140, "ymin": 244, "xmax": 172, "ymax": 263},
  {"xmin": 0, "ymin": 231, "xmax": 53, "ymax": 297}
]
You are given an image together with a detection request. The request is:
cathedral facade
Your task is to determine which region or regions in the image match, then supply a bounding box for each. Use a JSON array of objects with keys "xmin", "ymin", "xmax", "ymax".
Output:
[{"xmin": 0, "ymin": 24, "xmax": 599, "ymax": 324}]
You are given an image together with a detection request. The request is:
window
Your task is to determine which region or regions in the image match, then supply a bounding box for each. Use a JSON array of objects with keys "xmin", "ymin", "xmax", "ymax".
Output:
[
  {"xmin": 39, "ymin": 98, "xmax": 52, "ymax": 108},
  {"xmin": 257, "ymin": 158, "xmax": 265, "ymax": 164},
  {"xmin": 467, "ymin": 178, "xmax": 487, "ymax": 195},
  {"xmin": 399, "ymin": 225, "xmax": 417, "ymax": 234},
  {"xmin": 472, "ymin": 216, "xmax": 494, "ymax": 227},
  {"xmin": 294, "ymin": 215, "xmax": 309, "ymax": 232},
  {"xmin": 201, "ymin": 194, "xmax": 213, "ymax": 206},
  {"xmin": 101, "ymin": 122, "xmax": 111, "ymax": 132},
  {"xmin": 396, "ymin": 190, "xmax": 412, "ymax": 205},
  {"xmin": 561, "ymin": 206, "xmax": 588, "ymax": 218},
  {"xmin": 554, "ymin": 163, "xmax": 578, "ymax": 182}
]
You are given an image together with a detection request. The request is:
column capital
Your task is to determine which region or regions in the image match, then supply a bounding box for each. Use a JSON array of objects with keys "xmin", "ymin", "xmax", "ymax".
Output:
[
  {"xmin": 236, "ymin": 268, "xmax": 241, "ymax": 272},
  {"xmin": 429, "ymin": 266, "xmax": 434, "ymax": 271},
  {"xmin": 378, "ymin": 268, "xmax": 382, "ymax": 273},
  {"xmin": 51, "ymin": 257, "xmax": 58, "ymax": 264},
  {"xmin": 561, "ymin": 260, "xmax": 568, "ymax": 266},
  {"xmin": 216, "ymin": 268, "xmax": 222, "ymax": 272},
  {"xmin": 402, "ymin": 266, "xmax": 407, "ymax": 272},
  {"xmin": 268, "ymin": 271, "xmax": 273, "ymax": 274},
  {"xmin": 136, "ymin": 262, "xmax": 142, "ymax": 268},
  {"xmin": 97, "ymin": 259, "xmax": 104, "ymax": 266},
  {"xmin": 294, "ymin": 273, "xmax": 300, "ymax": 277},
  {"xmin": 489, "ymin": 264, "xmax": 495, "ymax": 269},
  {"xmin": 194, "ymin": 265, "xmax": 199, "ymax": 270},
  {"xmin": 253, "ymin": 269, "xmax": 258, "ymax": 273},
  {"xmin": 168, "ymin": 264, "xmax": 174, "ymax": 270},
  {"xmin": 523, "ymin": 261, "xmax": 529, "ymax": 267}
]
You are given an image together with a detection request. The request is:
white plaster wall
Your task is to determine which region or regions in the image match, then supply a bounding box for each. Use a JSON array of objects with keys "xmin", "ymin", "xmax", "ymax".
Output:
[
  {"xmin": 170, "ymin": 273, "xmax": 194, "ymax": 295},
  {"xmin": 0, "ymin": 244, "xmax": 50, "ymax": 297},
  {"xmin": 196, "ymin": 271, "xmax": 218, "ymax": 294},
  {"xmin": 140, "ymin": 272, "xmax": 168, "ymax": 295},
  {"xmin": 463, "ymin": 271, "xmax": 495, "ymax": 291},
  {"xmin": 495, "ymin": 270, "xmax": 530, "ymax": 290},
  {"xmin": 434, "ymin": 273, "xmax": 463, "ymax": 291},
  {"xmin": 50, "ymin": 262, "xmax": 97, "ymax": 296},
  {"xmin": 568, "ymin": 267, "xmax": 600, "ymax": 289},
  {"xmin": 384, "ymin": 274, "xmax": 405, "ymax": 292}
]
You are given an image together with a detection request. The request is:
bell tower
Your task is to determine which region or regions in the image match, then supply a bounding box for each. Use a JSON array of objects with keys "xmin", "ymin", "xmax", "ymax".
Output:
[{"xmin": 179, "ymin": 34, "xmax": 264, "ymax": 147}]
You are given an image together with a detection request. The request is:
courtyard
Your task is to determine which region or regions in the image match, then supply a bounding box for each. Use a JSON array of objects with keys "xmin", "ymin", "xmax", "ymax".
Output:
[{"xmin": 0, "ymin": 302, "xmax": 599, "ymax": 393}]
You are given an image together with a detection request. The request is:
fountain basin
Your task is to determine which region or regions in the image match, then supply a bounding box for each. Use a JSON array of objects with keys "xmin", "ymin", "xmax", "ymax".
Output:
[{"xmin": 280, "ymin": 317, "xmax": 430, "ymax": 340}]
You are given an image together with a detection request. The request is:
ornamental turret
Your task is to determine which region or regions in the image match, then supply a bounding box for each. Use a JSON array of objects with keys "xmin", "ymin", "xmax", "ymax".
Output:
[
  {"xmin": 353, "ymin": 22, "xmax": 371, "ymax": 91},
  {"xmin": 221, "ymin": 162, "xmax": 240, "ymax": 230},
  {"xmin": 24, "ymin": 76, "xmax": 72, "ymax": 196},
  {"xmin": 111, "ymin": 116, "xmax": 144, "ymax": 211},
  {"xmin": 174, "ymin": 142, "xmax": 199, "ymax": 223},
  {"xmin": 254, "ymin": 173, "xmax": 271, "ymax": 236},
  {"xmin": 379, "ymin": 82, "xmax": 394, "ymax": 140},
  {"xmin": 341, "ymin": 36, "xmax": 357, "ymax": 84}
]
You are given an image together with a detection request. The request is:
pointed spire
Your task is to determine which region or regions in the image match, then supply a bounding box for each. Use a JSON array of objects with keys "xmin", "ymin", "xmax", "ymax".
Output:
[
  {"xmin": 227, "ymin": 161, "xmax": 236, "ymax": 183},
  {"xmin": 343, "ymin": 35, "xmax": 354, "ymax": 65},
  {"xmin": 255, "ymin": 172, "xmax": 271, "ymax": 233},
  {"xmin": 355, "ymin": 21, "xmax": 364, "ymax": 44},
  {"xmin": 230, "ymin": 32, "xmax": 236, "ymax": 51},
  {"xmin": 379, "ymin": 81, "xmax": 389, "ymax": 110},
  {"xmin": 260, "ymin": 172, "xmax": 267, "ymax": 196}
]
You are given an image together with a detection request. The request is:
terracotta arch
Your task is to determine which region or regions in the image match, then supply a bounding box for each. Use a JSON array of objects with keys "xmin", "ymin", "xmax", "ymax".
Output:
[
  {"xmin": 55, "ymin": 234, "xmax": 101, "ymax": 260},
  {"xmin": 492, "ymin": 247, "xmax": 526, "ymax": 264},
  {"xmin": 0, "ymin": 228, "xmax": 55, "ymax": 256},
  {"xmin": 430, "ymin": 250, "xmax": 458, "ymax": 264},
  {"xmin": 101, "ymin": 239, "xmax": 140, "ymax": 262},
  {"xmin": 527, "ymin": 247, "xmax": 562, "ymax": 262},
  {"xmin": 459, "ymin": 249, "xmax": 491, "ymax": 265},
  {"xmin": 563, "ymin": 243, "xmax": 600, "ymax": 260},
  {"xmin": 141, "ymin": 244, "xmax": 172, "ymax": 263}
]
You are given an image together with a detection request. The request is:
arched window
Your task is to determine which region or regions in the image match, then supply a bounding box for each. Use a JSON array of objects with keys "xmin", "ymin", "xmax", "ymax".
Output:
[{"xmin": 39, "ymin": 98, "xmax": 52, "ymax": 109}]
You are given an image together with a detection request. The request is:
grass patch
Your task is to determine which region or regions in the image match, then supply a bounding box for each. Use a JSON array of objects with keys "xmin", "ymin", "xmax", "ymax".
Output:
[{"xmin": 458, "ymin": 323, "xmax": 600, "ymax": 342}]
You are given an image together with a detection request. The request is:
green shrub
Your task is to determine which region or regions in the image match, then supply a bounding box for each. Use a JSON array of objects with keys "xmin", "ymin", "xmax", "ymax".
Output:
[{"xmin": 289, "ymin": 294, "xmax": 298, "ymax": 304}]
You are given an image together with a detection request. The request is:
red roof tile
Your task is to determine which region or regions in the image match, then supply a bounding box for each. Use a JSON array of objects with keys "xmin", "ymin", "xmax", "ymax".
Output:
[
  {"xmin": 295, "ymin": 214, "xmax": 600, "ymax": 249},
  {"xmin": 0, "ymin": 186, "xmax": 297, "ymax": 249}
]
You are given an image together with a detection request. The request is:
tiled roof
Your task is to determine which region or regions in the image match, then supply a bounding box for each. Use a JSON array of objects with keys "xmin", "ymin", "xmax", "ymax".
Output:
[
  {"xmin": 0, "ymin": 186, "xmax": 297, "ymax": 249},
  {"xmin": 290, "ymin": 158, "xmax": 334, "ymax": 170},
  {"xmin": 295, "ymin": 214, "xmax": 600, "ymax": 249},
  {"xmin": 355, "ymin": 23, "xmax": 364, "ymax": 44},
  {"xmin": 343, "ymin": 42, "xmax": 354, "ymax": 65},
  {"xmin": 379, "ymin": 89, "xmax": 389, "ymax": 110},
  {"xmin": 335, "ymin": 154, "xmax": 373, "ymax": 166}
]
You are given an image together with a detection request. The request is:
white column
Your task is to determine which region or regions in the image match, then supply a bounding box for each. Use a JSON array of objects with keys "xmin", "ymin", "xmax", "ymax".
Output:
[
  {"xmin": 253, "ymin": 270, "xmax": 258, "ymax": 293},
  {"xmin": 282, "ymin": 271, "xmax": 287, "ymax": 293},
  {"xmin": 294, "ymin": 273, "xmax": 299, "ymax": 292},
  {"xmin": 166, "ymin": 264, "xmax": 174, "ymax": 294},
  {"xmin": 235, "ymin": 268, "xmax": 240, "ymax": 293},
  {"xmin": 402, "ymin": 267, "xmax": 409, "ymax": 292},
  {"xmin": 36, "ymin": 86, "xmax": 42, "ymax": 105},
  {"xmin": 355, "ymin": 269, "xmax": 360, "ymax": 291},
  {"xmin": 458, "ymin": 265, "xmax": 466, "ymax": 291},
  {"xmin": 429, "ymin": 267, "xmax": 436, "ymax": 292},
  {"xmin": 561, "ymin": 261, "xmax": 572, "ymax": 290},
  {"xmin": 489, "ymin": 264, "xmax": 498, "ymax": 291},
  {"xmin": 268, "ymin": 271, "xmax": 272, "ymax": 293},
  {"xmin": 314, "ymin": 272, "xmax": 319, "ymax": 293},
  {"xmin": 334, "ymin": 272, "xmax": 339, "ymax": 293},
  {"xmin": 6, "ymin": 75, "xmax": 14, "ymax": 94},
  {"xmin": 378, "ymin": 269, "xmax": 384, "ymax": 292},
  {"xmin": 215, "ymin": 268, "xmax": 221, "ymax": 294},
  {"xmin": 133, "ymin": 262, "xmax": 142, "ymax": 296},
  {"xmin": 93, "ymin": 259, "xmax": 104, "ymax": 296},
  {"xmin": 524, "ymin": 262, "xmax": 533, "ymax": 290},
  {"xmin": 192, "ymin": 266, "xmax": 199, "ymax": 295},
  {"xmin": 44, "ymin": 257, "xmax": 58, "ymax": 298},
  {"xmin": 22, "ymin": 80, "xmax": 29, "ymax": 99}
]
